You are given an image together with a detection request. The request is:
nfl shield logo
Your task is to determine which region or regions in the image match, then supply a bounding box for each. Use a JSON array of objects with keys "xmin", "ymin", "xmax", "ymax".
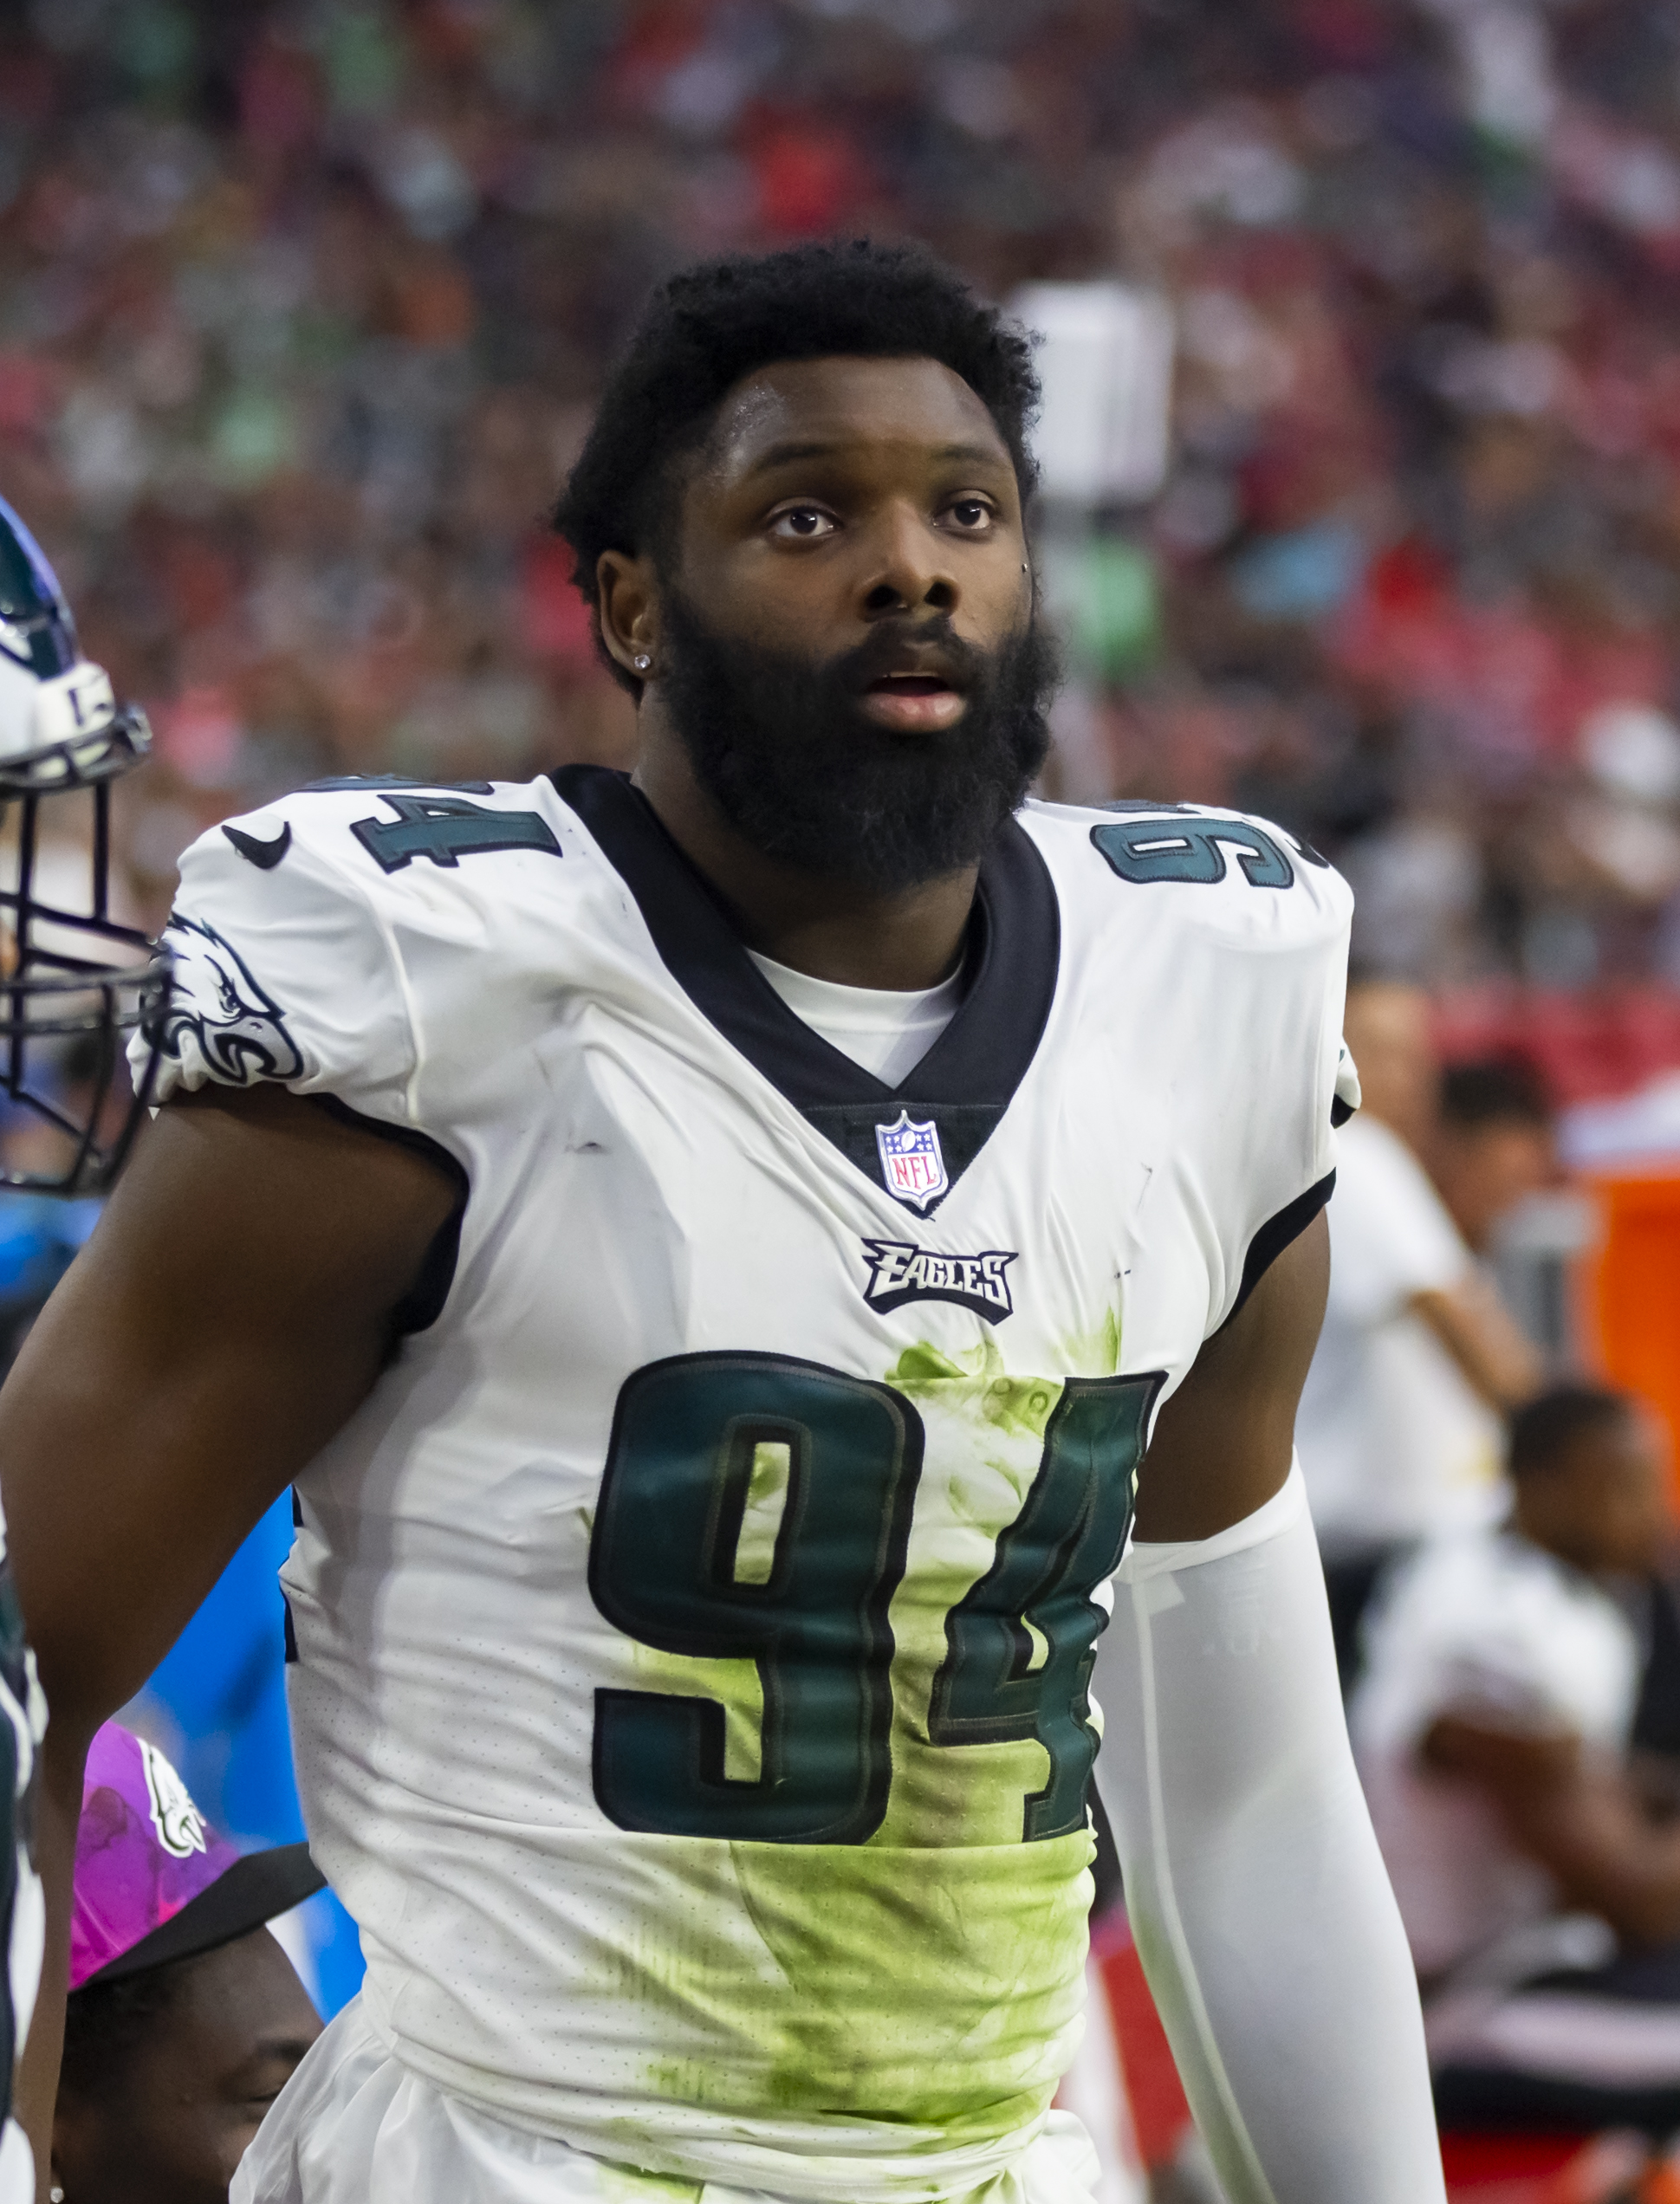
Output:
[{"xmin": 874, "ymin": 1110, "xmax": 949, "ymax": 1211}]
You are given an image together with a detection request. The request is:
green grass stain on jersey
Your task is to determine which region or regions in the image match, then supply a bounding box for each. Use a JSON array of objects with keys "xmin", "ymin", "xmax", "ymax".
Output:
[
  {"xmin": 1060, "ymin": 1303, "xmax": 1123, "ymax": 1379},
  {"xmin": 886, "ymin": 1336, "xmax": 1060, "ymax": 1443},
  {"xmin": 629, "ymin": 1828, "xmax": 1092, "ymax": 2138},
  {"xmin": 599, "ymin": 1325, "xmax": 1126, "ymax": 2142},
  {"xmin": 872, "ymin": 1330, "xmax": 1123, "ymax": 1855},
  {"xmin": 592, "ymin": 2161, "xmax": 701, "ymax": 2204},
  {"xmin": 731, "ymin": 1438, "xmax": 790, "ymax": 1585},
  {"xmin": 626, "ymin": 1639, "xmax": 766, "ymax": 1784}
]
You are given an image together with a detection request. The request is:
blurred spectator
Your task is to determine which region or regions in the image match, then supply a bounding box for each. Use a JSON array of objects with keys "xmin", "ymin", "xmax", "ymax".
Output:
[
  {"xmin": 1352, "ymin": 1384, "xmax": 1680, "ymax": 2136},
  {"xmin": 1429, "ymin": 1055, "xmax": 1559, "ymax": 1255},
  {"xmin": 1297, "ymin": 980, "xmax": 1542, "ymax": 1680},
  {"xmin": 54, "ymin": 1721, "xmax": 322, "ymax": 2204}
]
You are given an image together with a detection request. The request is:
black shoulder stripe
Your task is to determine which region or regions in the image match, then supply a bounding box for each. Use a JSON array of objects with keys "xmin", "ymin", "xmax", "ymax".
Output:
[{"xmin": 1220, "ymin": 1170, "xmax": 1335, "ymax": 1331}]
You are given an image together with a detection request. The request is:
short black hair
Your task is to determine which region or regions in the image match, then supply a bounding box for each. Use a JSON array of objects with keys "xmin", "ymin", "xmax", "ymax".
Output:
[
  {"xmin": 58, "ymin": 1955, "xmax": 181, "ymax": 2098},
  {"xmin": 1508, "ymin": 1384, "xmax": 1633, "ymax": 1481},
  {"xmin": 1441, "ymin": 1056, "xmax": 1553, "ymax": 1131},
  {"xmin": 553, "ymin": 238, "xmax": 1041, "ymax": 691}
]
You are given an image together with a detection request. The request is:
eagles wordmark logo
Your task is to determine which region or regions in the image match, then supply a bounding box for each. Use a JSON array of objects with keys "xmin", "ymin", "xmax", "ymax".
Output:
[{"xmin": 862, "ymin": 1239, "xmax": 1017, "ymax": 1321}]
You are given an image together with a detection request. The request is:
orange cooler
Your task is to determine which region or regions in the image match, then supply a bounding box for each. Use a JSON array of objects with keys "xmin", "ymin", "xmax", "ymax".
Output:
[{"xmin": 1582, "ymin": 1170, "xmax": 1680, "ymax": 1501}]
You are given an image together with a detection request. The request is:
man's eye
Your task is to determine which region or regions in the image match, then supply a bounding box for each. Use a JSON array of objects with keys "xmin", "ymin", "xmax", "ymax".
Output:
[
  {"xmin": 769, "ymin": 507, "xmax": 835, "ymax": 541},
  {"xmin": 948, "ymin": 499, "xmax": 994, "ymax": 530}
]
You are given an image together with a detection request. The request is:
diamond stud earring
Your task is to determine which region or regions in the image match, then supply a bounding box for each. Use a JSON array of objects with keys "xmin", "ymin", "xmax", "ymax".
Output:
[{"xmin": 632, "ymin": 653, "xmax": 652, "ymax": 672}]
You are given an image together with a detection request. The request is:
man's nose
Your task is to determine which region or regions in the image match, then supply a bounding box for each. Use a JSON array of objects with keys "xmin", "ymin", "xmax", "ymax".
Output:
[{"xmin": 857, "ymin": 502, "xmax": 957, "ymax": 619}]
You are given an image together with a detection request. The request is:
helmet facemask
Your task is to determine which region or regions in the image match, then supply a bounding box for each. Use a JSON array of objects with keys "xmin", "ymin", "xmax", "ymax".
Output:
[{"xmin": 0, "ymin": 501, "xmax": 169, "ymax": 1196}]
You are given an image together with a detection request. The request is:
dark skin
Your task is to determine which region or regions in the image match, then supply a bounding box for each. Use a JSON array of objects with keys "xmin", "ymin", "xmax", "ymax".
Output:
[
  {"xmin": 5, "ymin": 1090, "xmax": 452, "ymax": 2188},
  {"xmin": 53, "ymin": 1928, "xmax": 321, "ymax": 2204},
  {"xmin": 1423, "ymin": 1410, "xmax": 1680, "ymax": 1948},
  {"xmin": 603, "ymin": 355, "xmax": 1034, "ymax": 989},
  {"xmin": 0, "ymin": 353, "xmax": 1330, "ymax": 2188}
]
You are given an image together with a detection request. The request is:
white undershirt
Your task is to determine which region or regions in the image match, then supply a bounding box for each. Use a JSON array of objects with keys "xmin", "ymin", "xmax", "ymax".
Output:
[{"xmin": 746, "ymin": 950, "xmax": 963, "ymax": 1088}]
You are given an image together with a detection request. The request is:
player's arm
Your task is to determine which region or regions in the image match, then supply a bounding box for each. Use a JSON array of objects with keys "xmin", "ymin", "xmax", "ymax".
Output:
[
  {"xmin": 1095, "ymin": 1211, "xmax": 1448, "ymax": 2203},
  {"xmin": 0, "ymin": 1082, "xmax": 456, "ymax": 2184},
  {"xmin": 1411, "ymin": 1275, "xmax": 1542, "ymax": 1409},
  {"xmin": 1128, "ymin": 1207, "xmax": 1327, "ymax": 1541},
  {"xmin": 1427, "ymin": 1715, "xmax": 1680, "ymax": 1945}
]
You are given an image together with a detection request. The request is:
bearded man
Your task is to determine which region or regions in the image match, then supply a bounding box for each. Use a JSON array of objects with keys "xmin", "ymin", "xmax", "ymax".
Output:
[{"xmin": 2, "ymin": 241, "xmax": 1444, "ymax": 2204}]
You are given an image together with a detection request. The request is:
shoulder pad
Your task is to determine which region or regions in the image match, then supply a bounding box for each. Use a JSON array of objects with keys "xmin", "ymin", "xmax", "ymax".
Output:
[
  {"xmin": 1022, "ymin": 797, "xmax": 1352, "ymax": 949},
  {"xmin": 216, "ymin": 776, "xmax": 567, "ymax": 885}
]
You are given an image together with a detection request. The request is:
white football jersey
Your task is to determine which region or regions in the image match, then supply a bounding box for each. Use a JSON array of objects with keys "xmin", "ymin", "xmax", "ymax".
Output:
[{"xmin": 145, "ymin": 768, "xmax": 1350, "ymax": 2197}]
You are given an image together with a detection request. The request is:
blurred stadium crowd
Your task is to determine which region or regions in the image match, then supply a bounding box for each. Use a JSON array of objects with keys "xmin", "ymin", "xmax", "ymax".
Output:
[{"xmin": 6, "ymin": 0, "xmax": 1680, "ymax": 990}]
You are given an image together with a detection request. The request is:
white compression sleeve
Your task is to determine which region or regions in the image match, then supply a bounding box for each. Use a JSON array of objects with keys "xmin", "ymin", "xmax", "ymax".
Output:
[{"xmin": 1092, "ymin": 1462, "xmax": 1445, "ymax": 2203}]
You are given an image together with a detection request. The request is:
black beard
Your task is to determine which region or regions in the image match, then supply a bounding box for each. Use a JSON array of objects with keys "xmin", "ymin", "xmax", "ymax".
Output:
[{"xmin": 653, "ymin": 589, "xmax": 1058, "ymax": 894}]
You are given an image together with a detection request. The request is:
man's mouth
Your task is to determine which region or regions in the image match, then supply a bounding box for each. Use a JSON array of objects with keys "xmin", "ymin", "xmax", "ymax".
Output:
[{"xmin": 859, "ymin": 670, "xmax": 970, "ymax": 735}]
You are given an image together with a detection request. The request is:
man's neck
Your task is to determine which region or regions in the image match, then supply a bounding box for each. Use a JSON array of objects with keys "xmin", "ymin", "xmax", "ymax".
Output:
[{"xmin": 632, "ymin": 723, "xmax": 978, "ymax": 992}]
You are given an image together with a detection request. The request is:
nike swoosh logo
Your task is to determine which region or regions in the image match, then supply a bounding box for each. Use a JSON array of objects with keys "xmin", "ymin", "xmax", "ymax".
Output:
[{"xmin": 222, "ymin": 822, "xmax": 292, "ymax": 871}]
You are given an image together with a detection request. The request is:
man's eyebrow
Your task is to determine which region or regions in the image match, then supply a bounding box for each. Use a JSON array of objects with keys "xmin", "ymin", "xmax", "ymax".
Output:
[
  {"xmin": 243, "ymin": 2033, "xmax": 322, "ymax": 2067},
  {"xmin": 741, "ymin": 438, "xmax": 1009, "ymax": 476}
]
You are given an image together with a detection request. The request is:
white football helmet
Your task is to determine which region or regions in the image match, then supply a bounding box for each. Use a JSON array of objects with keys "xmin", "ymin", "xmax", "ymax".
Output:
[{"xmin": 0, "ymin": 496, "xmax": 167, "ymax": 1193}]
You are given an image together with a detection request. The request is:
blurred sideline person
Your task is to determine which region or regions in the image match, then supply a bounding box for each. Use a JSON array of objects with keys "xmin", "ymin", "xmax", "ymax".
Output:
[
  {"xmin": 1430, "ymin": 1058, "xmax": 1558, "ymax": 1261},
  {"xmin": 5, "ymin": 243, "xmax": 1443, "ymax": 2203},
  {"xmin": 54, "ymin": 1722, "xmax": 322, "ymax": 2204},
  {"xmin": 1294, "ymin": 981, "xmax": 1546, "ymax": 1679},
  {"xmin": 1353, "ymin": 1385, "xmax": 1680, "ymax": 2133}
]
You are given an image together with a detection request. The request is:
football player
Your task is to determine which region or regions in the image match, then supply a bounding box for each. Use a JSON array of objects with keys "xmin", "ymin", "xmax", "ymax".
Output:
[
  {"xmin": 0, "ymin": 498, "xmax": 165, "ymax": 2202},
  {"xmin": 5, "ymin": 242, "xmax": 1445, "ymax": 2202}
]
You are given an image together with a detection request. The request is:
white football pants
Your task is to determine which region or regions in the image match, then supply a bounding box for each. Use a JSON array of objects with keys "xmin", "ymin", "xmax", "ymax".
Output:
[{"xmin": 234, "ymin": 1996, "xmax": 1103, "ymax": 2204}]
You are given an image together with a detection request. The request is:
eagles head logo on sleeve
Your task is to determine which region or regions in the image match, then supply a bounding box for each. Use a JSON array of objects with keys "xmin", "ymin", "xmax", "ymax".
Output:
[{"xmin": 147, "ymin": 913, "xmax": 304, "ymax": 1086}]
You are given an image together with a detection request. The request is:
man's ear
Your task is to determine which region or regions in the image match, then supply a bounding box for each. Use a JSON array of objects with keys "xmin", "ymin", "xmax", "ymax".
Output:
[{"xmin": 597, "ymin": 550, "xmax": 662, "ymax": 685}]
